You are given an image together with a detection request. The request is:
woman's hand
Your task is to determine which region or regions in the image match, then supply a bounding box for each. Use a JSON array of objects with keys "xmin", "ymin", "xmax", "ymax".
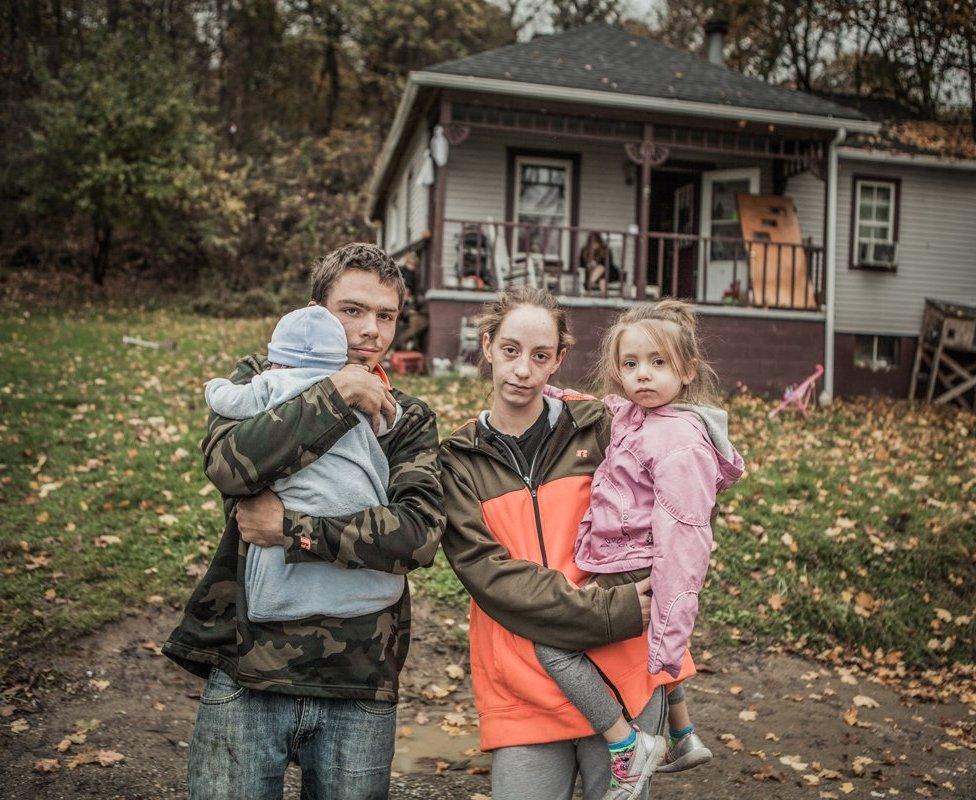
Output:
[{"xmin": 635, "ymin": 576, "xmax": 652, "ymax": 628}]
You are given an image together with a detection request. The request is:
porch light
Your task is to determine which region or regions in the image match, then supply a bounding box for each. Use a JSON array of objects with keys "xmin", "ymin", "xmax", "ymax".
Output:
[{"xmin": 431, "ymin": 125, "xmax": 449, "ymax": 167}]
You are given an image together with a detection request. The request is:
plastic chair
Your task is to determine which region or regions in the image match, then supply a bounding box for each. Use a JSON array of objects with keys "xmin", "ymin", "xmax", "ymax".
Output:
[{"xmin": 768, "ymin": 364, "xmax": 824, "ymax": 418}]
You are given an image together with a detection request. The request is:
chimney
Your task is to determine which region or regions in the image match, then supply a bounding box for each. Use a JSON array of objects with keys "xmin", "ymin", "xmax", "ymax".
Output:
[{"xmin": 704, "ymin": 18, "xmax": 728, "ymax": 67}]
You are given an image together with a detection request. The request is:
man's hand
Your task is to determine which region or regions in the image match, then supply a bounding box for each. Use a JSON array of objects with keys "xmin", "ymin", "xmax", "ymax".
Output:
[
  {"xmin": 635, "ymin": 576, "xmax": 652, "ymax": 628},
  {"xmin": 329, "ymin": 364, "xmax": 397, "ymax": 435},
  {"xmin": 237, "ymin": 489, "xmax": 286, "ymax": 547}
]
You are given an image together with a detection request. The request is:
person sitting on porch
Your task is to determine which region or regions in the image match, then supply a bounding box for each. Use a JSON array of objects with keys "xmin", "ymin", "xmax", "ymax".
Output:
[{"xmin": 580, "ymin": 232, "xmax": 621, "ymax": 292}]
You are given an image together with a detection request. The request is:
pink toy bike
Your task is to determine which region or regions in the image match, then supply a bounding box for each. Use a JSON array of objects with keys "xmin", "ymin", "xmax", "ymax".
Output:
[{"xmin": 769, "ymin": 364, "xmax": 824, "ymax": 418}]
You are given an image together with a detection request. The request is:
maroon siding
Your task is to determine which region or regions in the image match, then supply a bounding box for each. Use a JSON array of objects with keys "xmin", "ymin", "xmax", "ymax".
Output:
[
  {"xmin": 426, "ymin": 297, "xmax": 825, "ymax": 395},
  {"xmin": 833, "ymin": 333, "xmax": 916, "ymax": 398}
]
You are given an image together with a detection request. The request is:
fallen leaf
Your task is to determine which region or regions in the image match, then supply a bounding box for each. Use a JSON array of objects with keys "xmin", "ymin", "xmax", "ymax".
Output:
[
  {"xmin": 768, "ymin": 593, "xmax": 785, "ymax": 611},
  {"xmin": 89, "ymin": 679, "xmax": 110, "ymax": 692},
  {"xmin": 752, "ymin": 763, "xmax": 784, "ymax": 782},
  {"xmin": 33, "ymin": 758, "xmax": 61, "ymax": 773},
  {"xmin": 67, "ymin": 749, "xmax": 125, "ymax": 769},
  {"xmin": 853, "ymin": 694, "xmax": 879, "ymax": 708},
  {"xmin": 851, "ymin": 755, "xmax": 874, "ymax": 776},
  {"xmin": 839, "ymin": 782, "xmax": 855, "ymax": 795},
  {"xmin": 779, "ymin": 754, "xmax": 809, "ymax": 771},
  {"xmin": 11, "ymin": 718, "xmax": 29, "ymax": 733},
  {"xmin": 842, "ymin": 707, "xmax": 858, "ymax": 726},
  {"xmin": 739, "ymin": 709, "xmax": 758, "ymax": 722},
  {"xmin": 93, "ymin": 535, "xmax": 122, "ymax": 548},
  {"xmin": 445, "ymin": 664, "xmax": 465, "ymax": 680},
  {"xmin": 725, "ymin": 737, "xmax": 744, "ymax": 751}
]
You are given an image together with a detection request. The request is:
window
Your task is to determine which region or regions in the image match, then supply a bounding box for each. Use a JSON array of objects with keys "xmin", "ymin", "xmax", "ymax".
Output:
[
  {"xmin": 854, "ymin": 335, "xmax": 899, "ymax": 371},
  {"xmin": 514, "ymin": 156, "xmax": 572, "ymax": 258},
  {"xmin": 851, "ymin": 178, "xmax": 899, "ymax": 270}
]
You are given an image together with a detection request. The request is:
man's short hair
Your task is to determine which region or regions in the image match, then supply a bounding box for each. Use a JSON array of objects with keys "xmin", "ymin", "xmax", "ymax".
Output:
[{"xmin": 310, "ymin": 243, "xmax": 406, "ymax": 308}]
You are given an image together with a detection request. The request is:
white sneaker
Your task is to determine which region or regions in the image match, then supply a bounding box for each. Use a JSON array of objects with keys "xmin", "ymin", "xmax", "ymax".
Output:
[
  {"xmin": 655, "ymin": 731, "xmax": 713, "ymax": 773},
  {"xmin": 601, "ymin": 730, "xmax": 667, "ymax": 799}
]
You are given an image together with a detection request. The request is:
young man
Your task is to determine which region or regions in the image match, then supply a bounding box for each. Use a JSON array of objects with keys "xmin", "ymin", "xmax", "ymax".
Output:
[{"xmin": 164, "ymin": 243, "xmax": 445, "ymax": 800}]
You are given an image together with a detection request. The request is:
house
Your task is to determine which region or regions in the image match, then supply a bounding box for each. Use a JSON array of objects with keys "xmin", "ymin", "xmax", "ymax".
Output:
[{"xmin": 366, "ymin": 22, "xmax": 976, "ymax": 398}]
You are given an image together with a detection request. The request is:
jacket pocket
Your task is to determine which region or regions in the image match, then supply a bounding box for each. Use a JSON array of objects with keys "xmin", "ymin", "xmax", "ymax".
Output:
[{"xmin": 588, "ymin": 475, "xmax": 633, "ymax": 544}]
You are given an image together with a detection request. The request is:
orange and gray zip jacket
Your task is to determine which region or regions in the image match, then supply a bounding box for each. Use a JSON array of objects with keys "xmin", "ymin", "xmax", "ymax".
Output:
[{"xmin": 440, "ymin": 394, "xmax": 695, "ymax": 751}]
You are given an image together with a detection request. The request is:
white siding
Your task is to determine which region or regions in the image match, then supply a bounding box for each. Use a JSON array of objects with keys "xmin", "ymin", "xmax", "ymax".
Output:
[
  {"xmin": 786, "ymin": 170, "xmax": 825, "ymax": 246},
  {"xmin": 440, "ymin": 129, "xmax": 640, "ymax": 285},
  {"xmin": 382, "ymin": 123, "xmax": 430, "ymax": 252},
  {"xmin": 403, "ymin": 124, "xmax": 429, "ymax": 243},
  {"xmin": 834, "ymin": 160, "xmax": 976, "ymax": 335}
]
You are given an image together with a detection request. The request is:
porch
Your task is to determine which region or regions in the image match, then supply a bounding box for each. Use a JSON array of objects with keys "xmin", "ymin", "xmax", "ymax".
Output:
[
  {"xmin": 440, "ymin": 217, "xmax": 824, "ymax": 311},
  {"xmin": 405, "ymin": 97, "xmax": 835, "ymax": 314}
]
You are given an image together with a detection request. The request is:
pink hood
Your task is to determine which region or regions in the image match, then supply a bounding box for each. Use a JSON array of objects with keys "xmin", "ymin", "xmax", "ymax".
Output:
[{"xmin": 574, "ymin": 393, "xmax": 744, "ymax": 677}]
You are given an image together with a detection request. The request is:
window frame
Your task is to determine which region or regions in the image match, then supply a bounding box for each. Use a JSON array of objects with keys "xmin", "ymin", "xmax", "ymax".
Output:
[
  {"xmin": 505, "ymin": 147, "xmax": 581, "ymax": 259},
  {"xmin": 849, "ymin": 175, "xmax": 900, "ymax": 272},
  {"xmin": 853, "ymin": 333, "xmax": 900, "ymax": 372}
]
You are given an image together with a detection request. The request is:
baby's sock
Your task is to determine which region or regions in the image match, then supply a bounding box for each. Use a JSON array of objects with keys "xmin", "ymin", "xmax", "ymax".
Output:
[
  {"xmin": 669, "ymin": 724, "xmax": 694, "ymax": 745},
  {"xmin": 608, "ymin": 726, "xmax": 637, "ymax": 754}
]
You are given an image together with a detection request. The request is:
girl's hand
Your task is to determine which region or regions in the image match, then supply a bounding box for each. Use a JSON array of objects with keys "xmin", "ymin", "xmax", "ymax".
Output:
[{"xmin": 635, "ymin": 576, "xmax": 652, "ymax": 627}]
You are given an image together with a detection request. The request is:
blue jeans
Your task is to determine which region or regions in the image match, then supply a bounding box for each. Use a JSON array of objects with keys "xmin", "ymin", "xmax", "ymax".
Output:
[{"xmin": 187, "ymin": 668, "xmax": 397, "ymax": 800}]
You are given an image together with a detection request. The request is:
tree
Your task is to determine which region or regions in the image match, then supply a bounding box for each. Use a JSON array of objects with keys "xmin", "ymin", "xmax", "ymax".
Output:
[
  {"xmin": 549, "ymin": 0, "xmax": 623, "ymax": 30},
  {"xmin": 350, "ymin": 0, "xmax": 515, "ymax": 124},
  {"xmin": 23, "ymin": 27, "xmax": 216, "ymax": 284}
]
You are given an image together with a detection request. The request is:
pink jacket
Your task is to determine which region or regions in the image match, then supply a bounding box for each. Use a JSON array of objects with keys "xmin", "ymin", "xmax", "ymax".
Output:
[{"xmin": 574, "ymin": 395, "xmax": 744, "ymax": 678}]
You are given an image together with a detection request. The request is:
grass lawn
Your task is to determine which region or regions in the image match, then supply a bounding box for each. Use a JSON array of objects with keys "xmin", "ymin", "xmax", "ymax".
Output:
[{"xmin": 1, "ymin": 308, "xmax": 974, "ymax": 687}]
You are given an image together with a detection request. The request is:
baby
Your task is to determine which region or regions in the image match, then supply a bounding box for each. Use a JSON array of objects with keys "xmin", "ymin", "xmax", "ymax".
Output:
[{"xmin": 204, "ymin": 305, "xmax": 404, "ymax": 622}]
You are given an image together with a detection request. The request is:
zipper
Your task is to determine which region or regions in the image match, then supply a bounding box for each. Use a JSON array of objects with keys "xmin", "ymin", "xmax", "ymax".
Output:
[{"xmin": 584, "ymin": 655, "xmax": 631, "ymax": 722}]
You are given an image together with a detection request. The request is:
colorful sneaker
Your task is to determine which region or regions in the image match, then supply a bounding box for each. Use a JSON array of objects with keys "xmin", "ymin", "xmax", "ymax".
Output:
[
  {"xmin": 655, "ymin": 731, "xmax": 713, "ymax": 773},
  {"xmin": 602, "ymin": 730, "xmax": 667, "ymax": 799}
]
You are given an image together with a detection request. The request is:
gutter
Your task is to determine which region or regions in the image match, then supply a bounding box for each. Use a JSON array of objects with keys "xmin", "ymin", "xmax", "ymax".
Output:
[
  {"xmin": 821, "ymin": 127, "xmax": 847, "ymax": 405},
  {"xmin": 366, "ymin": 71, "xmax": 878, "ymax": 220},
  {"xmin": 837, "ymin": 146, "xmax": 976, "ymax": 172}
]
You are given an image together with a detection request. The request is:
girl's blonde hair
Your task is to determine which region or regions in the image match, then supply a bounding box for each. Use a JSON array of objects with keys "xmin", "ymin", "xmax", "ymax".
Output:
[
  {"xmin": 477, "ymin": 286, "xmax": 576, "ymax": 364},
  {"xmin": 595, "ymin": 299, "xmax": 720, "ymax": 406}
]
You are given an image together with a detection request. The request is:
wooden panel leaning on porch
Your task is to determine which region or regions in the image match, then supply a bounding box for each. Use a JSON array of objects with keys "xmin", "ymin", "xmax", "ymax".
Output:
[{"xmin": 737, "ymin": 195, "xmax": 818, "ymax": 310}]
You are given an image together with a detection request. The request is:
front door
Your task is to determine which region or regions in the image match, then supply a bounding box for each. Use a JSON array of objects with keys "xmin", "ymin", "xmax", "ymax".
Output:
[
  {"xmin": 513, "ymin": 156, "xmax": 572, "ymax": 272},
  {"xmin": 699, "ymin": 167, "xmax": 760, "ymax": 303}
]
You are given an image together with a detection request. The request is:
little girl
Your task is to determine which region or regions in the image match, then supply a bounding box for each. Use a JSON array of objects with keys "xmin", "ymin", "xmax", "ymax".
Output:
[{"xmin": 535, "ymin": 300, "xmax": 744, "ymax": 800}]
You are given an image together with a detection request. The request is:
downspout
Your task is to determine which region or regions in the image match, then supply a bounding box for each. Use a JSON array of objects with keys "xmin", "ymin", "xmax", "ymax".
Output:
[{"xmin": 821, "ymin": 127, "xmax": 846, "ymax": 405}]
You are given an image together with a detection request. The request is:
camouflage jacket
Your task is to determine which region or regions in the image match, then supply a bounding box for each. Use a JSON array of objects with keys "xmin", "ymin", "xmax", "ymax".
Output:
[{"xmin": 163, "ymin": 354, "xmax": 444, "ymax": 702}]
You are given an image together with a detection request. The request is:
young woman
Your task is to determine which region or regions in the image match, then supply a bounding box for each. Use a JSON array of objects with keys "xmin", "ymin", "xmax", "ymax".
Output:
[{"xmin": 439, "ymin": 287, "xmax": 695, "ymax": 800}]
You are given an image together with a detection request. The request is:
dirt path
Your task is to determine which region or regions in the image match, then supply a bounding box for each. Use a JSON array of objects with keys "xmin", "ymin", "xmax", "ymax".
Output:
[{"xmin": 1, "ymin": 601, "xmax": 972, "ymax": 800}]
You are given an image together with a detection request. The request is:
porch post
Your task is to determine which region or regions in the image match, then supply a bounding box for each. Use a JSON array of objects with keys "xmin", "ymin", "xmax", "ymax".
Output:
[
  {"xmin": 428, "ymin": 98, "xmax": 451, "ymax": 290},
  {"xmin": 822, "ymin": 128, "xmax": 847, "ymax": 403},
  {"xmin": 635, "ymin": 123, "xmax": 652, "ymax": 300}
]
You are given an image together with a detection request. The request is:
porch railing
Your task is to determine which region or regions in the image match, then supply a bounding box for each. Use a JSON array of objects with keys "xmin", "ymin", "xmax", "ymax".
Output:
[{"xmin": 441, "ymin": 218, "xmax": 824, "ymax": 312}]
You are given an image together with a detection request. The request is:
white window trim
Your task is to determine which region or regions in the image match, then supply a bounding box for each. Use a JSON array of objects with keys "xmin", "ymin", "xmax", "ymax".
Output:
[
  {"xmin": 854, "ymin": 334, "xmax": 898, "ymax": 372},
  {"xmin": 852, "ymin": 178, "xmax": 897, "ymax": 268},
  {"xmin": 513, "ymin": 155, "xmax": 573, "ymax": 231},
  {"xmin": 698, "ymin": 167, "xmax": 761, "ymax": 302}
]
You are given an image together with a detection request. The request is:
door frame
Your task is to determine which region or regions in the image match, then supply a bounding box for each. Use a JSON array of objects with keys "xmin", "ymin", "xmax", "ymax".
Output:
[{"xmin": 698, "ymin": 167, "xmax": 761, "ymax": 301}]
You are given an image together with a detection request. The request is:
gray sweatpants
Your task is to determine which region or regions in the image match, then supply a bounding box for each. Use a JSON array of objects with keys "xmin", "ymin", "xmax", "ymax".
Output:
[
  {"xmin": 490, "ymin": 686, "xmax": 668, "ymax": 800},
  {"xmin": 535, "ymin": 643, "xmax": 687, "ymax": 735}
]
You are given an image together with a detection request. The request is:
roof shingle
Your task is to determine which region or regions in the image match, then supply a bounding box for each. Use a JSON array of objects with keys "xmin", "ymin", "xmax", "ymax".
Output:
[{"xmin": 426, "ymin": 23, "xmax": 866, "ymax": 121}]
